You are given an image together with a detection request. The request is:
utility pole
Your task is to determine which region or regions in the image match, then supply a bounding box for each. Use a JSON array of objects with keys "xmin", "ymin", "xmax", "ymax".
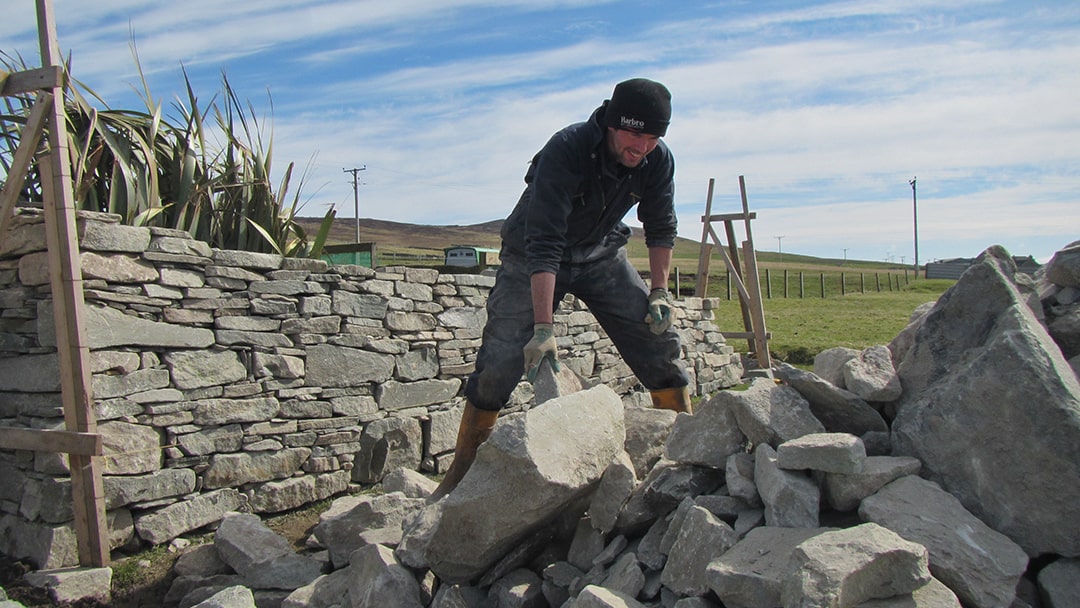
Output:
[
  {"xmin": 842, "ymin": 248, "xmax": 848, "ymax": 263},
  {"xmin": 344, "ymin": 166, "xmax": 366, "ymax": 243},
  {"xmin": 910, "ymin": 176, "xmax": 919, "ymax": 279},
  {"xmin": 775, "ymin": 235, "xmax": 785, "ymax": 263}
]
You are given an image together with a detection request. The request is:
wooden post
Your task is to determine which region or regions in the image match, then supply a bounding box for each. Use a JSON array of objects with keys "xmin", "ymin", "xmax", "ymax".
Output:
[
  {"xmin": 694, "ymin": 179, "xmax": 716, "ymax": 297},
  {"xmin": 695, "ymin": 176, "xmax": 769, "ymax": 361},
  {"xmin": 742, "ymin": 240, "xmax": 771, "ymax": 369},
  {"xmin": 35, "ymin": 0, "xmax": 110, "ymax": 567}
]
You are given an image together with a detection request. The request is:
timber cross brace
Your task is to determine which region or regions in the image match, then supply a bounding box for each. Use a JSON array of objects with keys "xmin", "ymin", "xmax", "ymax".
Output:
[
  {"xmin": 0, "ymin": 0, "xmax": 110, "ymax": 567},
  {"xmin": 694, "ymin": 175, "xmax": 772, "ymax": 369}
]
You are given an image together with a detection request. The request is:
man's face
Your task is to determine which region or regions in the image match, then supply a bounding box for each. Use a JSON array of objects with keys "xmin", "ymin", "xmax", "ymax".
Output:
[{"xmin": 606, "ymin": 127, "xmax": 660, "ymax": 168}]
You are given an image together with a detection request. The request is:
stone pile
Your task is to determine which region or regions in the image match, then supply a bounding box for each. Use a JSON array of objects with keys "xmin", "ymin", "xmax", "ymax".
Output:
[
  {"xmin": 0, "ymin": 207, "xmax": 742, "ymax": 570},
  {"xmin": 138, "ymin": 244, "xmax": 1079, "ymax": 607}
]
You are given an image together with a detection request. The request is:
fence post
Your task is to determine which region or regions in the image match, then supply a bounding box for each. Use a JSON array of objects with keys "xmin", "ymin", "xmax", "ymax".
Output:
[
  {"xmin": 841, "ymin": 272, "xmax": 846, "ymax": 296},
  {"xmin": 783, "ymin": 269, "xmax": 789, "ymax": 298},
  {"xmin": 726, "ymin": 269, "xmax": 732, "ymax": 300},
  {"xmin": 765, "ymin": 269, "xmax": 772, "ymax": 299},
  {"xmin": 799, "ymin": 272, "xmax": 805, "ymax": 298},
  {"xmin": 819, "ymin": 273, "xmax": 825, "ymax": 298},
  {"xmin": 860, "ymin": 273, "xmax": 865, "ymax": 293}
]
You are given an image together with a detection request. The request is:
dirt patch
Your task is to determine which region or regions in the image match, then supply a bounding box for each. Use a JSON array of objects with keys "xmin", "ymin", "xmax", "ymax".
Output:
[{"xmin": 0, "ymin": 501, "xmax": 330, "ymax": 607}]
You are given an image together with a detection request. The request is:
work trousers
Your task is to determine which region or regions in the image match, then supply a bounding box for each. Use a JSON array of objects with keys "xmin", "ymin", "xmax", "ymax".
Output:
[{"xmin": 464, "ymin": 248, "xmax": 689, "ymax": 411}]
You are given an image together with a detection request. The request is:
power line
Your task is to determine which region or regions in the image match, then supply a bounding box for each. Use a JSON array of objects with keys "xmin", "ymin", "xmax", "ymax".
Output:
[{"xmin": 344, "ymin": 166, "xmax": 366, "ymax": 242}]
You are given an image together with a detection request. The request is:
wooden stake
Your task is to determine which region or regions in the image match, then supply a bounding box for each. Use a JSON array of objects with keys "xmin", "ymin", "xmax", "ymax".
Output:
[{"xmin": 36, "ymin": 0, "xmax": 110, "ymax": 567}]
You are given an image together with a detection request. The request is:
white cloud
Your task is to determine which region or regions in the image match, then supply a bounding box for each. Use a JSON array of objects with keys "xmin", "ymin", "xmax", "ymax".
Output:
[{"xmin": 7, "ymin": 0, "xmax": 1078, "ymax": 264}]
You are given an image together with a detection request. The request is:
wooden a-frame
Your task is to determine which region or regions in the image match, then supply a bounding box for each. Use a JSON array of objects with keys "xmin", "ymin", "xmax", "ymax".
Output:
[
  {"xmin": 694, "ymin": 176, "xmax": 772, "ymax": 369},
  {"xmin": 0, "ymin": 0, "xmax": 109, "ymax": 567}
]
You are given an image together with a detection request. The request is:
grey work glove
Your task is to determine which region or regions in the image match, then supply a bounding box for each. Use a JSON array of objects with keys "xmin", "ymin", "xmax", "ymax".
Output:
[
  {"xmin": 523, "ymin": 323, "xmax": 560, "ymax": 382},
  {"xmin": 644, "ymin": 288, "xmax": 676, "ymax": 334}
]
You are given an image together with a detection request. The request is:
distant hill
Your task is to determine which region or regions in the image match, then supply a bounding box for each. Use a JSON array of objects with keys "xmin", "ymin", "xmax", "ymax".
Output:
[
  {"xmin": 295, "ymin": 216, "xmax": 907, "ymax": 271},
  {"xmin": 295, "ymin": 217, "xmax": 504, "ymax": 252},
  {"xmin": 294, "ymin": 216, "xmax": 693, "ymax": 253}
]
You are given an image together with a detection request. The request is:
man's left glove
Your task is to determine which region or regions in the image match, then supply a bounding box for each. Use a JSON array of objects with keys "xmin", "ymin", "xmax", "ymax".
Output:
[
  {"xmin": 523, "ymin": 323, "xmax": 560, "ymax": 382},
  {"xmin": 644, "ymin": 288, "xmax": 676, "ymax": 334}
]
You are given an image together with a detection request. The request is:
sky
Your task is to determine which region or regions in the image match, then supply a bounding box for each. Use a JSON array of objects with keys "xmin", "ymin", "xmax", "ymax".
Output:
[{"xmin": 5, "ymin": 0, "xmax": 1079, "ymax": 264}]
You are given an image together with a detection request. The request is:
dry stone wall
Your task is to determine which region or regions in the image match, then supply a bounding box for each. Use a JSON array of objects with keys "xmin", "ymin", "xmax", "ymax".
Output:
[{"xmin": 0, "ymin": 208, "xmax": 742, "ymax": 568}]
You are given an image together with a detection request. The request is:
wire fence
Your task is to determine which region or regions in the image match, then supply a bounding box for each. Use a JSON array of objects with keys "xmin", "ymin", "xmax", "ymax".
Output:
[{"xmin": 671, "ymin": 267, "xmax": 916, "ymax": 300}]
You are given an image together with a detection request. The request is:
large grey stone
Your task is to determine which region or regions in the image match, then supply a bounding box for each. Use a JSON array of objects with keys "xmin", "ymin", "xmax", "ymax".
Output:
[
  {"xmin": 149, "ymin": 234, "xmax": 214, "ymax": 257},
  {"xmin": 83, "ymin": 303, "xmax": 214, "ymax": 349},
  {"xmin": 775, "ymin": 432, "xmax": 866, "ymax": 474},
  {"xmin": 177, "ymin": 424, "xmax": 244, "ymax": 456},
  {"xmin": 80, "ymin": 222, "xmax": 150, "ymax": 253},
  {"xmin": 214, "ymin": 513, "xmax": 323, "ymax": 591},
  {"xmin": 191, "ymin": 396, "xmax": 280, "ymax": 426},
  {"xmin": 248, "ymin": 470, "xmax": 351, "ymax": 514},
  {"xmin": 353, "ymin": 416, "xmax": 424, "ymax": 484},
  {"xmin": 569, "ymin": 585, "xmax": 647, "ymax": 608},
  {"xmin": 0, "ymin": 211, "xmax": 47, "ymax": 257},
  {"xmin": 189, "ymin": 585, "xmax": 256, "ymax": 608},
  {"xmin": 623, "ymin": 407, "xmax": 677, "ymax": 478},
  {"xmin": 104, "ymin": 467, "xmax": 197, "ymax": 508},
  {"xmin": 80, "ymin": 251, "xmax": 159, "ymax": 283},
  {"xmin": 134, "ymin": 489, "xmax": 247, "ymax": 544},
  {"xmin": 587, "ymin": 451, "xmax": 637, "ymax": 534},
  {"xmin": 164, "ymin": 350, "xmax": 248, "ymax": 390},
  {"xmin": 707, "ymin": 526, "xmax": 834, "ymax": 608},
  {"xmin": 859, "ymin": 475, "xmax": 1028, "ymax": 608},
  {"xmin": 821, "ymin": 456, "xmax": 921, "ymax": 512},
  {"xmin": 313, "ymin": 492, "xmax": 426, "ymax": 569},
  {"xmin": 663, "ymin": 391, "xmax": 746, "ymax": 468},
  {"xmin": 724, "ymin": 376, "xmax": 826, "ymax": 448},
  {"xmin": 331, "ymin": 290, "xmax": 388, "ymax": 318},
  {"xmin": 24, "ymin": 566, "xmax": 112, "ymax": 605},
  {"xmin": 0, "ymin": 514, "xmax": 78, "ymax": 569},
  {"xmin": 0, "ymin": 353, "xmax": 60, "ymax": 392},
  {"xmin": 348, "ymin": 544, "xmax": 423, "ymax": 608},
  {"xmin": 100, "ymin": 421, "xmax": 162, "ymax": 475},
  {"xmin": 661, "ymin": 505, "xmax": 738, "ymax": 596},
  {"xmin": 813, "ymin": 347, "xmax": 859, "ymax": 388},
  {"xmin": 211, "ymin": 249, "xmax": 283, "ymax": 270},
  {"xmin": 773, "ymin": 363, "xmax": 888, "ymax": 436},
  {"xmin": 93, "ymin": 367, "xmax": 171, "ymax": 399},
  {"xmin": 1037, "ymin": 557, "xmax": 1080, "ymax": 608},
  {"xmin": 754, "ymin": 444, "xmax": 819, "ymax": 528},
  {"xmin": 203, "ymin": 448, "xmax": 311, "ymax": 489},
  {"xmin": 1044, "ymin": 241, "xmax": 1080, "ymax": 288},
  {"xmin": 281, "ymin": 568, "xmax": 352, "ymax": 608},
  {"xmin": 395, "ymin": 347, "xmax": 440, "ymax": 381},
  {"xmin": 842, "ymin": 345, "xmax": 902, "ymax": 402},
  {"xmin": 780, "ymin": 523, "xmax": 931, "ymax": 607},
  {"xmin": 413, "ymin": 384, "xmax": 625, "ymax": 583},
  {"xmin": 891, "ymin": 246, "xmax": 1080, "ymax": 557},
  {"xmin": 305, "ymin": 343, "xmax": 394, "ymax": 387},
  {"xmin": 377, "ymin": 379, "xmax": 462, "ymax": 411}
]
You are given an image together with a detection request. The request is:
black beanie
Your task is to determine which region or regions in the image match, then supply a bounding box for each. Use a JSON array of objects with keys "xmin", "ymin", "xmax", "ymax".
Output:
[{"xmin": 603, "ymin": 78, "xmax": 672, "ymax": 136}]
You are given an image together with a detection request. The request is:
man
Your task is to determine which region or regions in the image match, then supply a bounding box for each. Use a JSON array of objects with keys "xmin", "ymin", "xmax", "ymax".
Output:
[{"xmin": 430, "ymin": 78, "xmax": 692, "ymax": 501}]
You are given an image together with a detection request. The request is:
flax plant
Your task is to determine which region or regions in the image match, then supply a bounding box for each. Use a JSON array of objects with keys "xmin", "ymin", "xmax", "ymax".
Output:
[{"xmin": 0, "ymin": 50, "xmax": 333, "ymax": 257}]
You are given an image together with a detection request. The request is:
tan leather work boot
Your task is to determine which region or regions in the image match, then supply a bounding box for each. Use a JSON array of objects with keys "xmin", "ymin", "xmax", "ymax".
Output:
[
  {"xmin": 650, "ymin": 386, "xmax": 693, "ymax": 414},
  {"xmin": 428, "ymin": 402, "xmax": 499, "ymax": 502}
]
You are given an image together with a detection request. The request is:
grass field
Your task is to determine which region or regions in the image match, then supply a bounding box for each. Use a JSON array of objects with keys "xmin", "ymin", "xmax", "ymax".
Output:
[{"xmin": 701, "ymin": 279, "xmax": 953, "ymax": 365}]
